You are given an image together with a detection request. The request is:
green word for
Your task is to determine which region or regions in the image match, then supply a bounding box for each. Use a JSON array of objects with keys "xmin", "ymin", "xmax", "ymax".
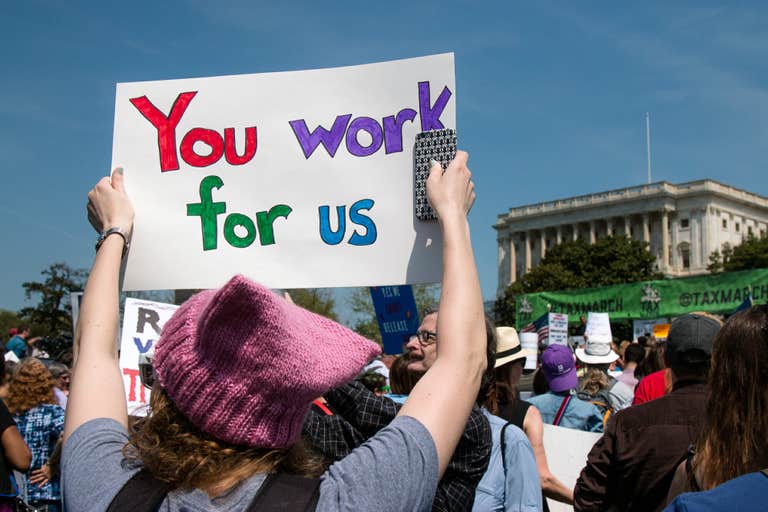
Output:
[{"xmin": 186, "ymin": 175, "xmax": 292, "ymax": 250}]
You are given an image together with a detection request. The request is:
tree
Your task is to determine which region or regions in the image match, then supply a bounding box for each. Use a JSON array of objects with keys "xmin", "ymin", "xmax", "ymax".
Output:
[
  {"xmin": 19, "ymin": 263, "xmax": 87, "ymax": 337},
  {"xmin": 708, "ymin": 235, "xmax": 768, "ymax": 273},
  {"xmin": 494, "ymin": 235, "xmax": 662, "ymax": 326},
  {"xmin": 0, "ymin": 310, "xmax": 23, "ymax": 342},
  {"xmin": 347, "ymin": 284, "xmax": 440, "ymax": 345},
  {"xmin": 285, "ymin": 288, "xmax": 338, "ymax": 321}
]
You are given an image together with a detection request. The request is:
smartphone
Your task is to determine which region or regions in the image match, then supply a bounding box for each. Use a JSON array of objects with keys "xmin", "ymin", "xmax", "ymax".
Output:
[{"xmin": 414, "ymin": 128, "xmax": 457, "ymax": 221}]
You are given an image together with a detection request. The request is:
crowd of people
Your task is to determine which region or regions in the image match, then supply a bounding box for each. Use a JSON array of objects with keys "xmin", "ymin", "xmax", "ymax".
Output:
[{"xmin": 0, "ymin": 154, "xmax": 765, "ymax": 511}]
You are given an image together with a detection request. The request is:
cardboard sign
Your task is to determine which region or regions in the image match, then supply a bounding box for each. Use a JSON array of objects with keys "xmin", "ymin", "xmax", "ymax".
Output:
[
  {"xmin": 548, "ymin": 313, "xmax": 569, "ymax": 345},
  {"xmin": 370, "ymin": 285, "xmax": 420, "ymax": 355},
  {"xmin": 632, "ymin": 318, "xmax": 668, "ymax": 341},
  {"xmin": 119, "ymin": 298, "xmax": 179, "ymax": 415},
  {"xmin": 542, "ymin": 424, "xmax": 602, "ymax": 512},
  {"xmin": 112, "ymin": 54, "xmax": 455, "ymax": 291},
  {"xmin": 585, "ymin": 312, "xmax": 612, "ymax": 343}
]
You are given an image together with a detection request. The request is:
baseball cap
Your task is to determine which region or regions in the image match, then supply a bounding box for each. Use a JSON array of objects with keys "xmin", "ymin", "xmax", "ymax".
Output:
[
  {"xmin": 666, "ymin": 313, "xmax": 722, "ymax": 365},
  {"xmin": 541, "ymin": 344, "xmax": 577, "ymax": 392}
]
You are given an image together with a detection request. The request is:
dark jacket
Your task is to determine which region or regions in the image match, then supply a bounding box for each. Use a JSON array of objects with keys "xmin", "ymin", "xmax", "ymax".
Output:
[
  {"xmin": 303, "ymin": 381, "xmax": 491, "ymax": 512},
  {"xmin": 574, "ymin": 380, "xmax": 707, "ymax": 512}
]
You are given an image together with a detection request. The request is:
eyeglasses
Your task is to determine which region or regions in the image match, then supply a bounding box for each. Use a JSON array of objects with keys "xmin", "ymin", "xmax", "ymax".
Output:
[{"xmin": 411, "ymin": 330, "xmax": 437, "ymax": 346}]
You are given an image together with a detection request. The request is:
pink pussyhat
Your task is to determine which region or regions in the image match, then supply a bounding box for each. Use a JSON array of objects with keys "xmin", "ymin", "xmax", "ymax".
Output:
[{"xmin": 153, "ymin": 275, "xmax": 381, "ymax": 448}]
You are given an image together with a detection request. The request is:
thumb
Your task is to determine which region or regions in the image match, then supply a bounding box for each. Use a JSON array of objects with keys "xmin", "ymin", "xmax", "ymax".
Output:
[
  {"xmin": 111, "ymin": 167, "xmax": 125, "ymax": 192},
  {"xmin": 427, "ymin": 159, "xmax": 443, "ymax": 181}
]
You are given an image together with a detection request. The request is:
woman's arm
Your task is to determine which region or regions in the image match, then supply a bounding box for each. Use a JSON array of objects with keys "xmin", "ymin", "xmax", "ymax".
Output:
[
  {"xmin": 1, "ymin": 426, "xmax": 31, "ymax": 471},
  {"xmin": 524, "ymin": 405, "xmax": 574, "ymax": 504},
  {"xmin": 398, "ymin": 151, "xmax": 485, "ymax": 478},
  {"xmin": 64, "ymin": 168, "xmax": 134, "ymax": 443}
]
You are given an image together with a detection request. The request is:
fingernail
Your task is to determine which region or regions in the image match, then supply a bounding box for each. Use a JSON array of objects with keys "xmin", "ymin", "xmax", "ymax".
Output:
[
  {"xmin": 429, "ymin": 159, "xmax": 439, "ymax": 168},
  {"xmin": 115, "ymin": 167, "xmax": 124, "ymax": 174}
]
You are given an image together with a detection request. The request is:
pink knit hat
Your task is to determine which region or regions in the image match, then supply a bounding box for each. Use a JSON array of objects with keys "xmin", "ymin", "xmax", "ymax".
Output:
[{"xmin": 153, "ymin": 275, "xmax": 381, "ymax": 448}]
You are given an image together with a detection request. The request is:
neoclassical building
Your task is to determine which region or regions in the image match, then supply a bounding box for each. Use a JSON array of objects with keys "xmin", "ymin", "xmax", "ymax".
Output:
[{"xmin": 495, "ymin": 180, "xmax": 768, "ymax": 295}]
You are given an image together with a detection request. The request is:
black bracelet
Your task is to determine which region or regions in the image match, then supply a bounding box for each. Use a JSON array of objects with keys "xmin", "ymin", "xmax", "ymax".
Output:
[{"xmin": 95, "ymin": 228, "xmax": 130, "ymax": 258}]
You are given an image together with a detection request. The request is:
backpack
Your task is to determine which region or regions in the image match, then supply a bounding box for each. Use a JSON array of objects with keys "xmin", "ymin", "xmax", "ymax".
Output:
[
  {"xmin": 577, "ymin": 388, "xmax": 614, "ymax": 427},
  {"xmin": 106, "ymin": 469, "xmax": 320, "ymax": 512}
]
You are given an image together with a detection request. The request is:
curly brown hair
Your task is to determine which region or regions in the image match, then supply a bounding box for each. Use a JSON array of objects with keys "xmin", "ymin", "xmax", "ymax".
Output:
[
  {"xmin": 123, "ymin": 386, "xmax": 325, "ymax": 495},
  {"xmin": 5, "ymin": 358, "xmax": 56, "ymax": 414}
]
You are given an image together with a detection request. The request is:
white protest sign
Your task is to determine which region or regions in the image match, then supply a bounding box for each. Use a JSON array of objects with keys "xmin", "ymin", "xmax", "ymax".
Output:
[
  {"xmin": 548, "ymin": 313, "xmax": 569, "ymax": 346},
  {"xmin": 543, "ymin": 424, "xmax": 602, "ymax": 512},
  {"xmin": 585, "ymin": 312, "xmax": 612, "ymax": 343},
  {"xmin": 519, "ymin": 332, "xmax": 539, "ymax": 371},
  {"xmin": 113, "ymin": 54, "xmax": 454, "ymax": 291},
  {"xmin": 632, "ymin": 318, "xmax": 668, "ymax": 341},
  {"xmin": 119, "ymin": 298, "xmax": 179, "ymax": 415}
]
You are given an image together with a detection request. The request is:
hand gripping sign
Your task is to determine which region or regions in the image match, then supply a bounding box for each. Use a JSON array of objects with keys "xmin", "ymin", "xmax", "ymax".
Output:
[{"xmin": 112, "ymin": 54, "xmax": 455, "ymax": 291}]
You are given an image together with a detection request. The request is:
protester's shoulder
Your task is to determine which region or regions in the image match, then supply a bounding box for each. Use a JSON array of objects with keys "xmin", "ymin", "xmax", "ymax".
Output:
[
  {"xmin": 465, "ymin": 405, "xmax": 491, "ymax": 439},
  {"xmin": 666, "ymin": 472, "xmax": 768, "ymax": 512}
]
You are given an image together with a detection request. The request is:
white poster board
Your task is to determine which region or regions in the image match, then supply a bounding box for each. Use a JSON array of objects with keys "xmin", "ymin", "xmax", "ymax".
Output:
[
  {"xmin": 519, "ymin": 332, "xmax": 538, "ymax": 371},
  {"xmin": 585, "ymin": 312, "xmax": 612, "ymax": 343},
  {"xmin": 632, "ymin": 318, "xmax": 668, "ymax": 341},
  {"xmin": 543, "ymin": 424, "xmax": 602, "ymax": 512},
  {"xmin": 112, "ymin": 54, "xmax": 455, "ymax": 291},
  {"xmin": 548, "ymin": 313, "xmax": 569, "ymax": 346},
  {"xmin": 119, "ymin": 298, "xmax": 179, "ymax": 415}
]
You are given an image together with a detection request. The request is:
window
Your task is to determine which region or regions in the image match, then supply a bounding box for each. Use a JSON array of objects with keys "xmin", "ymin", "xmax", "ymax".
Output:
[
  {"xmin": 682, "ymin": 247, "xmax": 691, "ymax": 269},
  {"xmin": 736, "ymin": 223, "xmax": 740, "ymax": 232},
  {"xmin": 722, "ymin": 219, "xmax": 728, "ymax": 229},
  {"xmin": 680, "ymin": 218, "xmax": 690, "ymax": 229},
  {"xmin": 748, "ymin": 226, "xmax": 753, "ymax": 236}
]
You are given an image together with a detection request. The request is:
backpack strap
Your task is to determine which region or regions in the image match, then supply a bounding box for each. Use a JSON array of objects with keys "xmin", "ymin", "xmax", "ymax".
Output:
[
  {"xmin": 500, "ymin": 422, "xmax": 512, "ymax": 473},
  {"xmin": 246, "ymin": 473, "xmax": 320, "ymax": 512},
  {"xmin": 106, "ymin": 469, "xmax": 169, "ymax": 512},
  {"xmin": 761, "ymin": 468, "xmax": 768, "ymax": 478},
  {"xmin": 553, "ymin": 395, "xmax": 572, "ymax": 426}
]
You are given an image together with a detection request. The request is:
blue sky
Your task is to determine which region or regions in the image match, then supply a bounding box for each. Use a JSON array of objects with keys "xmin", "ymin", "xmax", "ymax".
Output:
[{"xmin": 2, "ymin": 1, "xmax": 767, "ymax": 321}]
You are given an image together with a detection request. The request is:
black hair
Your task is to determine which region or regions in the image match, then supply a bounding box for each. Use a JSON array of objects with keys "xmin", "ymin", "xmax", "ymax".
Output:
[{"xmin": 624, "ymin": 344, "xmax": 646, "ymax": 365}]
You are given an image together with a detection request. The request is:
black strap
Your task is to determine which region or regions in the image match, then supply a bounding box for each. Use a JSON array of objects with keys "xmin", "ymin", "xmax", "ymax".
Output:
[
  {"xmin": 107, "ymin": 469, "xmax": 169, "ymax": 512},
  {"xmin": 761, "ymin": 468, "xmax": 768, "ymax": 478},
  {"xmin": 500, "ymin": 422, "xmax": 512, "ymax": 473},
  {"xmin": 107, "ymin": 470, "xmax": 319, "ymax": 512},
  {"xmin": 248, "ymin": 473, "xmax": 320, "ymax": 512}
]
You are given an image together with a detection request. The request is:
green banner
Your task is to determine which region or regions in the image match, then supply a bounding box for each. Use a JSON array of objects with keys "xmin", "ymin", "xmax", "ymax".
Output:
[{"xmin": 515, "ymin": 268, "xmax": 768, "ymax": 330}]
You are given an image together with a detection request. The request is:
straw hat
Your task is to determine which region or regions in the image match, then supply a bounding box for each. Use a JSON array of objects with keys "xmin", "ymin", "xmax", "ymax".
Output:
[{"xmin": 494, "ymin": 326, "xmax": 532, "ymax": 368}]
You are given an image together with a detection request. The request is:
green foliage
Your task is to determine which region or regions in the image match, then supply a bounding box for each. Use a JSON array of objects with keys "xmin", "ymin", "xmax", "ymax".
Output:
[
  {"xmin": 285, "ymin": 288, "xmax": 338, "ymax": 321},
  {"xmin": 708, "ymin": 235, "xmax": 768, "ymax": 273},
  {"xmin": 347, "ymin": 284, "xmax": 440, "ymax": 346},
  {"xmin": 19, "ymin": 263, "xmax": 87, "ymax": 337},
  {"xmin": 494, "ymin": 235, "xmax": 662, "ymax": 326}
]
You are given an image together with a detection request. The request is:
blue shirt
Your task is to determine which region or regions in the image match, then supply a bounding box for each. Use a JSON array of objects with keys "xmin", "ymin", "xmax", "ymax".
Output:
[
  {"xmin": 473, "ymin": 409, "xmax": 542, "ymax": 512},
  {"xmin": 15, "ymin": 404, "xmax": 65, "ymax": 501},
  {"xmin": 528, "ymin": 391, "xmax": 604, "ymax": 433},
  {"xmin": 664, "ymin": 471, "xmax": 768, "ymax": 512},
  {"xmin": 5, "ymin": 336, "xmax": 26, "ymax": 359}
]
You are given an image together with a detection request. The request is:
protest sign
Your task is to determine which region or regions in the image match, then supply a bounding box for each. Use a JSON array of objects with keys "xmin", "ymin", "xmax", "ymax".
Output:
[
  {"xmin": 370, "ymin": 286, "xmax": 419, "ymax": 355},
  {"xmin": 112, "ymin": 54, "xmax": 455, "ymax": 291},
  {"xmin": 519, "ymin": 332, "xmax": 538, "ymax": 370},
  {"xmin": 548, "ymin": 313, "xmax": 569, "ymax": 345},
  {"xmin": 632, "ymin": 318, "xmax": 668, "ymax": 341},
  {"xmin": 119, "ymin": 298, "xmax": 179, "ymax": 415},
  {"xmin": 542, "ymin": 424, "xmax": 601, "ymax": 512},
  {"xmin": 585, "ymin": 312, "xmax": 612, "ymax": 342}
]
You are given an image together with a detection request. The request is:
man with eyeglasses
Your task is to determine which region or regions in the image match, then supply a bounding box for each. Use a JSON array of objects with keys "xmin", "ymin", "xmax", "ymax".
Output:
[{"xmin": 302, "ymin": 307, "xmax": 496, "ymax": 512}]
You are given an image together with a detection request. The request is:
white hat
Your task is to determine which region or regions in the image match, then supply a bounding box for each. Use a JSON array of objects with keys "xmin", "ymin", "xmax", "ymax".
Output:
[
  {"xmin": 494, "ymin": 326, "xmax": 533, "ymax": 368},
  {"xmin": 575, "ymin": 339, "xmax": 619, "ymax": 365}
]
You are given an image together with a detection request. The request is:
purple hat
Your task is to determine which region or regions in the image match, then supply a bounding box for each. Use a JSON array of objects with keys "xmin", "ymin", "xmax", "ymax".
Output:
[
  {"xmin": 154, "ymin": 275, "xmax": 381, "ymax": 448},
  {"xmin": 541, "ymin": 344, "xmax": 577, "ymax": 392}
]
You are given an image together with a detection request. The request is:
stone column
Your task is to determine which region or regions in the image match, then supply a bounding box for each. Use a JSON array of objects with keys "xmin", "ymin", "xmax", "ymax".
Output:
[
  {"xmin": 691, "ymin": 213, "xmax": 701, "ymax": 268},
  {"xmin": 700, "ymin": 209, "xmax": 709, "ymax": 269},
  {"xmin": 624, "ymin": 216, "xmax": 631, "ymax": 237},
  {"xmin": 642, "ymin": 213, "xmax": 650, "ymax": 244},
  {"xmin": 670, "ymin": 217, "xmax": 679, "ymax": 271},
  {"xmin": 589, "ymin": 220, "xmax": 596, "ymax": 244},
  {"xmin": 606, "ymin": 218, "xmax": 613, "ymax": 236},
  {"xmin": 509, "ymin": 235, "xmax": 517, "ymax": 283},
  {"xmin": 540, "ymin": 230, "xmax": 547, "ymax": 259},
  {"xmin": 572, "ymin": 224, "xmax": 579, "ymax": 241},
  {"xmin": 556, "ymin": 225, "xmax": 563, "ymax": 245},
  {"xmin": 524, "ymin": 231, "xmax": 532, "ymax": 272},
  {"xmin": 661, "ymin": 211, "xmax": 670, "ymax": 272}
]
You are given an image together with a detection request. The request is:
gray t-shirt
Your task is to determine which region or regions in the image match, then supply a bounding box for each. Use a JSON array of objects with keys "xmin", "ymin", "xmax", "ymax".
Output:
[{"xmin": 62, "ymin": 415, "xmax": 437, "ymax": 511}]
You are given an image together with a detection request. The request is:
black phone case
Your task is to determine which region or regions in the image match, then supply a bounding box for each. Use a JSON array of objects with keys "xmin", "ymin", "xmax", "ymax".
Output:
[{"xmin": 414, "ymin": 128, "xmax": 457, "ymax": 221}]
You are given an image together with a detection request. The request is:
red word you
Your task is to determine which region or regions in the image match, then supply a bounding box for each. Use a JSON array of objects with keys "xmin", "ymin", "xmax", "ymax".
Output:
[{"xmin": 130, "ymin": 91, "xmax": 258, "ymax": 172}]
